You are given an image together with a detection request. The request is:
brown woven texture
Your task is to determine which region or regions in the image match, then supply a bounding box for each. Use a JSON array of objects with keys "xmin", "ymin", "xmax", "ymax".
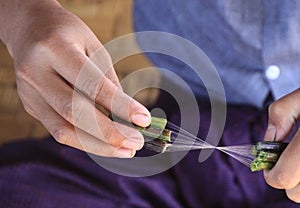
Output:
[{"xmin": 0, "ymin": 0, "xmax": 159, "ymax": 143}]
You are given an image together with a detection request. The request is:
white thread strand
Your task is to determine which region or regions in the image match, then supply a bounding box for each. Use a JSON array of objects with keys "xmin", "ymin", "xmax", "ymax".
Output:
[{"xmin": 165, "ymin": 122, "xmax": 255, "ymax": 167}]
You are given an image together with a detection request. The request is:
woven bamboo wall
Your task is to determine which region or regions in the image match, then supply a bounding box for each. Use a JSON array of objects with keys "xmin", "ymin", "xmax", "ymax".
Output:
[{"xmin": 0, "ymin": 0, "xmax": 159, "ymax": 143}]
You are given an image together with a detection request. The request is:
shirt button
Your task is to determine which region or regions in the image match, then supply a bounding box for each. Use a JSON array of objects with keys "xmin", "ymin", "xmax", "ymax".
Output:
[{"xmin": 265, "ymin": 65, "xmax": 280, "ymax": 80}]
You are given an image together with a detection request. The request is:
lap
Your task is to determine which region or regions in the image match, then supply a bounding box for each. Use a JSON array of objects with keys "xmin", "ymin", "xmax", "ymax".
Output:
[
  {"xmin": 0, "ymin": 102, "xmax": 297, "ymax": 207},
  {"xmin": 0, "ymin": 138, "xmax": 183, "ymax": 208}
]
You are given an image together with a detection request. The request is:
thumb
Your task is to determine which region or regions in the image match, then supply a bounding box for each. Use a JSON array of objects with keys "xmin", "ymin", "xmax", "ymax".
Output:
[{"xmin": 264, "ymin": 89, "xmax": 300, "ymax": 142}]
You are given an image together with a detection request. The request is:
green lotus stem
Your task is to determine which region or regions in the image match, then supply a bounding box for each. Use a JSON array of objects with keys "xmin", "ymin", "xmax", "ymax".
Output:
[
  {"xmin": 109, "ymin": 114, "xmax": 170, "ymax": 143},
  {"xmin": 250, "ymin": 142, "xmax": 288, "ymax": 172},
  {"xmin": 137, "ymin": 117, "xmax": 171, "ymax": 142},
  {"xmin": 250, "ymin": 159, "xmax": 274, "ymax": 172}
]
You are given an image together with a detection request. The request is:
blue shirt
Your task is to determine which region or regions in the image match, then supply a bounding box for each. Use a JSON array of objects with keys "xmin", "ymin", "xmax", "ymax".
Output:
[{"xmin": 133, "ymin": 0, "xmax": 300, "ymax": 108}]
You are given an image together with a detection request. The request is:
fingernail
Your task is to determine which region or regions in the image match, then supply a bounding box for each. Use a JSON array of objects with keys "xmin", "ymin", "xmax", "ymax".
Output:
[
  {"xmin": 123, "ymin": 139, "xmax": 143, "ymax": 150},
  {"xmin": 131, "ymin": 114, "xmax": 151, "ymax": 127},
  {"xmin": 115, "ymin": 148, "xmax": 135, "ymax": 158}
]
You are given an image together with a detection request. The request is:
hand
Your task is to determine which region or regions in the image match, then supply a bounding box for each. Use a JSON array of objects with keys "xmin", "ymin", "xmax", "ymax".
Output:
[
  {"xmin": 1, "ymin": 0, "xmax": 151, "ymax": 158},
  {"xmin": 264, "ymin": 88, "xmax": 300, "ymax": 202}
]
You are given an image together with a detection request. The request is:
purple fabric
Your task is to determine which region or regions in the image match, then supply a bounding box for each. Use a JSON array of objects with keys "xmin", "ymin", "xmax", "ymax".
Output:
[{"xmin": 0, "ymin": 100, "xmax": 298, "ymax": 207}]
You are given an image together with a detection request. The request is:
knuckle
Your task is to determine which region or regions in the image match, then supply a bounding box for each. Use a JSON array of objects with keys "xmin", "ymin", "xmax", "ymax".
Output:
[
  {"xmin": 15, "ymin": 66, "xmax": 28, "ymax": 79},
  {"xmin": 100, "ymin": 54, "xmax": 113, "ymax": 75},
  {"xmin": 94, "ymin": 78, "xmax": 110, "ymax": 104},
  {"xmin": 268, "ymin": 169, "xmax": 294, "ymax": 189},
  {"xmin": 268, "ymin": 102, "xmax": 287, "ymax": 130},
  {"xmin": 15, "ymin": 65, "xmax": 35, "ymax": 85},
  {"xmin": 104, "ymin": 124, "xmax": 124, "ymax": 147},
  {"xmin": 102, "ymin": 124, "xmax": 112, "ymax": 142},
  {"xmin": 61, "ymin": 101, "xmax": 85, "ymax": 123},
  {"xmin": 287, "ymin": 190, "xmax": 300, "ymax": 203},
  {"xmin": 61, "ymin": 102, "xmax": 74, "ymax": 122},
  {"xmin": 91, "ymin": 45, "xmax": 113, "ymax": 67},
  {"xmin": 72, "ymin": 102, "xmax": 85, "ymax": 124},
  {"xmin": 52, "ymin": 128, "xmax": 70, "ymax": 145},
  {"xmin": 80, "ymin": 77, "xmax": 102, "ymax": 100},
  {"xmin": 268, "ymin": 102, "xmax": 283, "ymax": 118},
  {"xmin": 23, "ymin": 105, "xmax": 37, "ymax": 118},
  {"xmin": 96, "ymin": 146, "xmax": 115, "ymax": 158},
  {"xmin": 23, "ymin": 105, "xmax": 31, "ymax": 114}
]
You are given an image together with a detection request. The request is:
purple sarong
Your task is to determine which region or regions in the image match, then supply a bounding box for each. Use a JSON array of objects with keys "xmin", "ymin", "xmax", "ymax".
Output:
[{"xmin": 0, "ymin": 96, "xmax": 298, "ymax": 208}]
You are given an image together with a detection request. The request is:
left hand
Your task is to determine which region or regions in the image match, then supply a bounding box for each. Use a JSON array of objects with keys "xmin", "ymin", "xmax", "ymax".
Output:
[{"xmin": 263, "ymin": 88, "xmax": 300, "ymax": 202}]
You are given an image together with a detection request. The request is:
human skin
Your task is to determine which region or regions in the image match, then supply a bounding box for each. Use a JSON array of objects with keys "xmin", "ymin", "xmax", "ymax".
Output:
[
  {"xmin": 0, "ymin": 0, "xmax": 151, "ymax": 158},
  {"xmin": 1, "ymin": 0, "xmax": 300, "ymax": 203},
  {"xmin": 264, "ymin": 88, "xmax": 300, "ymax": 202}
]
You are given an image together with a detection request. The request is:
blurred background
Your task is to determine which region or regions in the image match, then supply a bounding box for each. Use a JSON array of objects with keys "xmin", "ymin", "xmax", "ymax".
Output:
[{"xmin": 0, "ymin": 0, "xmax": 160, "ymax": 144}]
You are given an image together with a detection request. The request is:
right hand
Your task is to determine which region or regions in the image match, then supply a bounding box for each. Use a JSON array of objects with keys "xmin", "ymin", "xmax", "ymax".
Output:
[{"xmin": 5, "ymin": 0, "xmax": 151, "ymax": 158}]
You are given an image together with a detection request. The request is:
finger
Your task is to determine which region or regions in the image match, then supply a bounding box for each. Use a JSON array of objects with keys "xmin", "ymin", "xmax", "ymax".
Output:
[
  {"xmin": 43, "ymin": 107, "xmax": 136, "ymax": 158},
  {"xmin": 44, "ymin": 112, "xmax": 137, "ymax": 158},
  {"xmin": 264, "ymin": 128, "xmax": 300, "ymax": 189},
  {"xmin": 286, "ymin": 183, "xmax": 300, "ymax": 203},
  {"xmin": 17, "ymin": 79, "xmax": 137, "ymax": 158},
  {"xmin": 48, "ymin": 45, "xmax": 150, "ymax": 127},
  {"xmin": 76, "ymin": 23, "xmax": 120, "ymax": 87},
  {"xmin": 28, "ymin": 69, "xmax": 144, "ymax": 150},
  {"xmin": 87, "ymin": 43, "xmax": 121, "ymax": 87},
  {"xmin": 264, "ymin": 88, "xmax": 300, "ymax": 141}
]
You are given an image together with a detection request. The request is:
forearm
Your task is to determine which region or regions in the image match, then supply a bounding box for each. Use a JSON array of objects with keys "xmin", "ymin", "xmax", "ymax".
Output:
[{"xmin": 0, "ymin": 0, "xmax": 60, "ymax": 57}]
